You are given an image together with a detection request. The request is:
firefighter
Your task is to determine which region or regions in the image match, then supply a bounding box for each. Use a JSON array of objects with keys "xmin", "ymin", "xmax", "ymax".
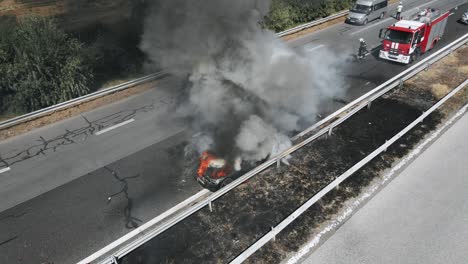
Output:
[
  {"xmin": 358, "ymin": 38, "xmax": 369, "ymax": 59},
  {"xmin": 396, "ymin": 2, "xmax": 403, "ymax": 20}
]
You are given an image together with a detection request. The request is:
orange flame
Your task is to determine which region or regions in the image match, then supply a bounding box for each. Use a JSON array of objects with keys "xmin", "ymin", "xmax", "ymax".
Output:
[
  {"xmin": 198, "ymin": 151, "xmax": 213, "ymax": 178},
  {"xmin": 197, "ymin": 151, "xmax": 231, "ymax": 179}
]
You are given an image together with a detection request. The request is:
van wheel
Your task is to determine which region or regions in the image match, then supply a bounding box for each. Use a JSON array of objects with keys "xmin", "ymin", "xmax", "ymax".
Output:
[
  {"xmin": 363, "ymin": 19, "xmax": 368, "ymax": 25},
  {"xmin": 380, "ymin": 12, "xmax": 385, "ymax": 19}
]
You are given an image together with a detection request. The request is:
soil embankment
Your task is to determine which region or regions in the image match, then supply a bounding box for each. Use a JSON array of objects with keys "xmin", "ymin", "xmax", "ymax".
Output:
[{"xmin": 0, "ymin": 0, "xmax": 137, "ymax": 30}]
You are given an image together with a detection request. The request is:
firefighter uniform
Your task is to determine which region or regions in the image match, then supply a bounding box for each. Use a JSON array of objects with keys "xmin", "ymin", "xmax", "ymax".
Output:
[{"xmin": 397, "ymin": 2, "xmax": 403, "ymax": 20}]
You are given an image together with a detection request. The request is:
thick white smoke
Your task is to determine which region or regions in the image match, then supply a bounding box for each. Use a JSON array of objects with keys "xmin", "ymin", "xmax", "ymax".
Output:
[{"xmin": 141, "ymin": 0, "xmax": 347, "ymax": 162}]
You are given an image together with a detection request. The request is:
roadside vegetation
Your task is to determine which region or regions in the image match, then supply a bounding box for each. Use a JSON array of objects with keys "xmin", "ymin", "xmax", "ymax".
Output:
[
  {"xmin": 0, "ymin": 0, "xmax": 354, "ymax": 119},
  {"xmin": 264, "ymin": 0, "xmax": 357, "ymax": 32},
  {"xmin": 0, "ymin": 17, "xmax": 94, "ymax": 115},
  {"xmin": 0, "ymin": 16, "xmax": 144, "ymax": 119}
]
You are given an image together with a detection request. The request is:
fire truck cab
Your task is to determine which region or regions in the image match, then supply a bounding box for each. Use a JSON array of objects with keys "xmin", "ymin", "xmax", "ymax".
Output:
[{"xmin": 379, "ymin": 8, "xmax": 449, "ymax": 64}]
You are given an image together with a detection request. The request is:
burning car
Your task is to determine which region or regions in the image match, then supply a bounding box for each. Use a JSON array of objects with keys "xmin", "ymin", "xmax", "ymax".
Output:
[{"xmin": 196, "ymin": 151, "xmax": 246, "ymax": 191}]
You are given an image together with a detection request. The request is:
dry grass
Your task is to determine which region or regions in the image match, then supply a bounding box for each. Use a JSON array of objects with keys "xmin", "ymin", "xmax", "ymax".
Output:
[
  {"xmin": 0, "ymin": 0, "xmax": 131, "ymax": 30},
  {"xmin": 281, "ymin": 16, "xmax": 346, "ymax": 41},
  {"xmin": 0, "ymin": 80, "xmax": 158, "ymax": 141},
  {"xmin": 256, "ymin": 35, "xmax": 466, "ymax": 264},
  {"xmin": 404, "ymin": 45, "xmax": 468, "ymax": 115},
  {"xmin": 406, "ymin": 46, "xmax": 467, "ymax": 90},
  {"xmin": 431, "ymin": 84, "xmax": 451, "ymax": 100},
  {"xmin": 0, "ymin": 113, "xmax": 17, "ymax": 123},
  {"xmin": 459, "ymin": 65, "xmax": 468, "ymax": 75},
  {"xmin": 98, "ymin": 73, "xmax": 142, "ymax": 90}
]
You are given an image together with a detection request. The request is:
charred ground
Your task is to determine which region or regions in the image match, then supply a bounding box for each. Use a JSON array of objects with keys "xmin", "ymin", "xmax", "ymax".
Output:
[
  {"xmin": 120, "ymin": 44, "xmax": 467, "ymax": 264},
  {"xmin": 121, "ymin": 86, "xmax": 444, "ymax": 264}
]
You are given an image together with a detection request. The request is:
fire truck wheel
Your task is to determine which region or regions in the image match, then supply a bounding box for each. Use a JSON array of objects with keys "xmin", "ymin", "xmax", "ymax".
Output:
[{"xmin": 410, "ymin": 48, "xmax": 421, "ymax": 63}]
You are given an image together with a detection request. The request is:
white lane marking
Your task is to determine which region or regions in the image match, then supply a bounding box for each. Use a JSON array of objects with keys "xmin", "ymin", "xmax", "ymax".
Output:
[
  {"xmin": 350, "ymin": 0, "xmax": 439, "ymax": 36},
  {"xmin": 306, "ymin": 44, "xmax": 325, "ymax": 52},
  {"xmin": 0, "ymin": 167, "xmax": 11, "ymax": 174},
  {"xmin": 78, "ymin": 189, "xmax": 210, "ymax": 264},
  {"xmin": 351, "ymin": 17, "xmax": 392, "ymax": 36},
  {"xmin": 95, "ymin": 119, "xmax": 135, "ymax": 136},
  {"xmin": 287, "ymin": 104, "xmax": 468, "ymax": 264},
  {"xmin": 365, "ymin": 81, "xmax": 371, "ymax": 86}
]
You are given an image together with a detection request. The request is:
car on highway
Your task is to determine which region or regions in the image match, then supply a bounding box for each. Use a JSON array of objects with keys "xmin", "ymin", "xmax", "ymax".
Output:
[
  {"xmin": 347, "ymin": 0, "xmax": 388, "ymax": 25},
  {"xmin": 460, "ymin": 10, "xmax": 468, "ymax": 24},
  {"xmin": 196, "ymin": 151, "xmax": 245, "ymax": 191},
  {"xmin": 195, "ymin": 151, "xmax": 268, "ymax": 191}
]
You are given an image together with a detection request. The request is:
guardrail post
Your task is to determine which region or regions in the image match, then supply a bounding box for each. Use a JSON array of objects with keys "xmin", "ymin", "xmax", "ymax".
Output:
[
  {"xmin": 271, "ymin": 227, "xmax": 276, "ymax": 241},
  {"xmin": 209, "ymin": 201, "xmax": 213, "ymax": 212},
  {"xmin": 277, "ymin": 160, "xmax": 280, "ymax": 168},
  {"xmin": 367, "ymin": 101, "xmax": 372, "ymax": 109},
  {"xmin": 425, "ymin": 63, "xmax": 430, "ymax": 71},
  {"xmin": 111, "ymin": 256, "xmax": 118, "ymax": 264},
  {"xmin": 328, "ymin": 127, "xmax": 333, "ymax": 137},
  {"xmin": 384, "ymin": 140, "xmax": 388, "ymax": 152},
  {"xmin": 399, "ymin": 79, "xmax": 404, "ymax": 88}
]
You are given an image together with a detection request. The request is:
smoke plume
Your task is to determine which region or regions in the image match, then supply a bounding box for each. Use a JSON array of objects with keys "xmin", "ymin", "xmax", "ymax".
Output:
[{"xmin": 141, "ymin": 0, "xmax": 347, "ymax": 162}]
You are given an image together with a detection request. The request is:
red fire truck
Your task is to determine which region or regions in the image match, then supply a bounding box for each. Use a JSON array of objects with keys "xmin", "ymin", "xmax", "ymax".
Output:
[{"xmin": 379, "ymin": 8, "xmax": 449, "ymax": 64}]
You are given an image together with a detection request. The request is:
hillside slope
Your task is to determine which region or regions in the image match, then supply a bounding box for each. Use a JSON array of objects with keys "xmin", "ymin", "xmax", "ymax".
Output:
[{"xmin": 0, "ymin": 0, "xmax": 137, "ymax": 29}]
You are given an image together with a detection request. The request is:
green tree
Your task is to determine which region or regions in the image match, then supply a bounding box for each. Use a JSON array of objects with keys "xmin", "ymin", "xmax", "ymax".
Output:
[
  {"xmin": 0, "ymin": 17, "xmax": 94, "ymax": 114},
  {"xmin": 264, "ymin": 0, "xmax": 297, "ymax": 32},
  {"xmin": 265, "ymin": 0, "xmax": 357, "ymax": 32}
]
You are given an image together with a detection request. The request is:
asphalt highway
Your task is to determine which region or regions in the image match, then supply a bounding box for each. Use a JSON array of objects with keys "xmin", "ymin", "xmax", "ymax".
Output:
[
  {"xmin": 302, "ymin": 111, "xmax": 468, "ymax": 264},
  {"xmin": 0, "ymin": 0, "xmax": 466, "ymax": 263}
]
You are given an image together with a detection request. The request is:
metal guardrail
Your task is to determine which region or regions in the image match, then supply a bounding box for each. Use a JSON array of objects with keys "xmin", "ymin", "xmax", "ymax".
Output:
[
  {"xmin": 275, "ymin": 10, "xmax": 349, "ymax": 37},
  {"xmin": 0, "ymin": 72, "xmax": 166, "ymax": 131},
  {"xmin": 81, "ymin": 33, "xmax": 468, "ymax": 264},
  {"xmin": 293, "ymin": 33, "xmax": 468, "ymax": 140},
  {"xmin": 78, "ymin": 190, "xmax": 210, "ymax": 264},
  {"xmin": 231, "ymin": 79, "xmax": 468, "ymax": 263},
  {"xmin": 0, "ymin": 10, "xmax": 350, "ymax": 133}
]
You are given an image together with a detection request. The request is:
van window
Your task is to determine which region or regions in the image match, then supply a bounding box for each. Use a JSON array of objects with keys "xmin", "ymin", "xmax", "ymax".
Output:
[
  {"xmin": 374, "ymin": 1, "xmax": 388, "ymax": 11},
  {"xmin": 351, "ymin": 4, "xmax": 372, "ymax": 14}
]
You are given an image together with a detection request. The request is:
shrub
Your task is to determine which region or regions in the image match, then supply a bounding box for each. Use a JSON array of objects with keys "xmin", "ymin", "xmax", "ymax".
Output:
[
  {"xmin": 0, "ymin": 17, "xmax": 94, "ymax": 114},
  {"xmin": 264, "ymin": 0, "xmax": 297, "ymax": 32},
  {"xmin": 265, "ymin": 0, "xmax": 357, "ymax": 32}
]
